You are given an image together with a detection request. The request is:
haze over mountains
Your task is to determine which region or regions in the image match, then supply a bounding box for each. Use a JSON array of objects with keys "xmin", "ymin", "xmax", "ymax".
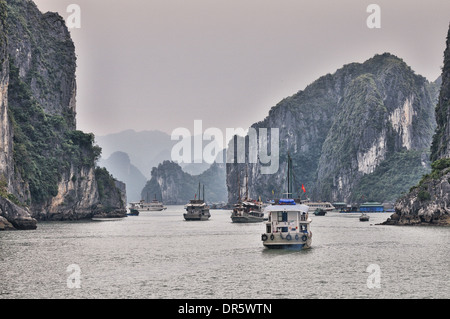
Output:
[
  {"xmin": 96, "ymin": 129, "xmax": 225, "ymax": 202},
  {"xmin": 97, "ymin": 52, "xmax": 442, "ymax": 207}
]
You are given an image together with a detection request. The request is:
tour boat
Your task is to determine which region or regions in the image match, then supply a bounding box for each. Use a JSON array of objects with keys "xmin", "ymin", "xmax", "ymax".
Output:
[
  {"xmin": 261, "ymin": 154, "xmax": 312, "ymax": 249},
  {"xmin": 261, "ymin": 199, "xmax": 312, "ymax": 249},
  {"xmin": 184, "ymin": 183, "xmax": 210, "ymax": 221},
  {"xmin": 130, "ymin": 197, "xmax": 167, "ymax": 212}
]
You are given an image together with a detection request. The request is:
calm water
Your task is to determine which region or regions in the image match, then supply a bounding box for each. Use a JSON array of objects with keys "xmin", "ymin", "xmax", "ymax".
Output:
[{"xmin": 0, "ymin": 206, "xmax": 449, "ymax": 299}]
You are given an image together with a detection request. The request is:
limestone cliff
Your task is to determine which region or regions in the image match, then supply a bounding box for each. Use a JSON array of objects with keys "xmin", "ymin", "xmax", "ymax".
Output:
[
  {"xmin": 226, "ymin": 53, "xmax": 438, "ymax": 204},
  {"xmin": 384, "ymin": 23, "xmax": 450, "ymax": 226},
  {"xmin": 142, "ymin": 161, "xmax": 227, "ymax": 205},
  {"xmin": 0, "ymin": 0, "xmax": 126, "ymax": 229}
]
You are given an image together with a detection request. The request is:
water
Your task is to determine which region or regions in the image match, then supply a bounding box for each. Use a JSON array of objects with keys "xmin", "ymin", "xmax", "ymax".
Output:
[{"xmin": 0, "ymin": 206, "xmax": 449, "ymax": 299}]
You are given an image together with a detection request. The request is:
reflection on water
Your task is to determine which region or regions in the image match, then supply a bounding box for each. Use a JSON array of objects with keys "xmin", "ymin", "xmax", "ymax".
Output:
[{"xmin": 0, "ymin": 206, "xmax": 449, "ymax": 299}]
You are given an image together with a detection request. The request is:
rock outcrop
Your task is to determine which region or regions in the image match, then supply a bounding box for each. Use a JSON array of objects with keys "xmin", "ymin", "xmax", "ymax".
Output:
[
  {"xmin": 0, "ymin": 196, "xmax": 36, "ymax": 229},
  {"xmin": 384, "ymin": 24, "xmax": 450, "ymax": 226}
]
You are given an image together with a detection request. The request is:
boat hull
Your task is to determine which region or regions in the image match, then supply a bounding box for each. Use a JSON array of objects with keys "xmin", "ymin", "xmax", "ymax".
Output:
[
  {"xmin": 137, "ymin": 207, "xmax": 167, "ymax": 212},
  {"xmin": 91, "ymin": 217, "xmax": 125, "ymax": 222},
  {"xmin": 183, "ymin": 213, "xmax": 210, "ymax": 221},
  {"xmin": 263, "ymin": 243, "xmax": 307, "ymax": 250},
  {"xmin": 262, "ymin": 232, "xmax": 312, "ymax": 250},
  {"xmin": 231, "ymin": 215, "xmax": 264, "ymax": 223}
]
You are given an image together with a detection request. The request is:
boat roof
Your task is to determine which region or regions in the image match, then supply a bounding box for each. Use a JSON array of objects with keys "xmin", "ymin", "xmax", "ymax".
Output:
[
  {"xmin": 264, "ymin": 203, "xmax": 309, "ymax": 213},
  {"xmin": 186, "ymin": 201, "xmax": 207, "ymax": 207},
  {"xmin": 360, "ymin": 202, "xmax": 383, "ymax": 207}
]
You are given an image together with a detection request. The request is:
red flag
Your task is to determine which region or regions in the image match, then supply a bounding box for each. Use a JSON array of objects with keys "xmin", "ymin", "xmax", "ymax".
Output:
[{"xmin": 302, "ymin": 184, "xmax": 306, "ymax": 193}]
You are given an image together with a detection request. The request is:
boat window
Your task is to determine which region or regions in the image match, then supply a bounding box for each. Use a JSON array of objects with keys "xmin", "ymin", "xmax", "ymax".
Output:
[
  {"xmin": 266, "ymin": 225, "xmax": 271, "ymax": 233},
  {"xmin": 277, "ymin": 212, "xmax": 288, "ymax": 222}
]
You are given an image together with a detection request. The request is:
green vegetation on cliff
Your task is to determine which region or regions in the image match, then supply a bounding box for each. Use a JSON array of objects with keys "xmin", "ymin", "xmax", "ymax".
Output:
[
  {"xmin": 8, "ymin": 61, "xmax": 101, "ymax": 204},
  {"xmin": 351, "ymin": 150, "xmax": 430, "ymax": 203}
]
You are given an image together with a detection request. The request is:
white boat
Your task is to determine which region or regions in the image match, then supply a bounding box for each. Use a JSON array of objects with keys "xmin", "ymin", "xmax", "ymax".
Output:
[
  {"xmin": 130, "ymin": 198, "xmax": 167, "ymax": 212},
  {"xmin": 261, "ymin": 154, "xmax": 312, "ymax": 249},
  {"xmin": 261, "ymin": 199, "xmax": 312, "ymax": 249},
  {"xmin": 301, "ymin": 200, "xmax": 335, "ymax": 212},
  {"xmin": 184, "ymin": 200, "xmax": 211, "ymax": 221}
]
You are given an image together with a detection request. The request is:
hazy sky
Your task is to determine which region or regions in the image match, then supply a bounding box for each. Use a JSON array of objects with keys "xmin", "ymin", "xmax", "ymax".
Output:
[{"xmin": 32, "ymin": 0, "xmax": 450, "ymax": 138}]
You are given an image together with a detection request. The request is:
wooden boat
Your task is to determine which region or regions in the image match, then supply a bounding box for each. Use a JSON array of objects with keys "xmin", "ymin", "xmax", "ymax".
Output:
[{"xmin": 231, "ymin": 167, "xmax": 264, "ymax": 223}]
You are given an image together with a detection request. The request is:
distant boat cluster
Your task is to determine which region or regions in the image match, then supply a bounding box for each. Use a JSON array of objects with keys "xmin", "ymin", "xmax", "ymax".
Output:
[{"xmin": 108, "ymin": 155, "xmax": 390, "ymax": 250}]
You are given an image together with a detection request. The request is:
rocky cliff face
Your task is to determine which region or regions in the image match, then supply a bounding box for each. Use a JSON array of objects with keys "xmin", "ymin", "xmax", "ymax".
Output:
[
  {"xmin": 384, "ymin": 24, "xmax": 450, "ymax": 226},
  {"xmin": 227, "ymin": 53, "xmax": 438, "ymax": 204},
  {"xmin": 0, "ymin": 0, "xmax": 126, "ymax": 229},
  {"xmin": 430, "ymin": 25, "xmax": 450, "ymax": 162}
]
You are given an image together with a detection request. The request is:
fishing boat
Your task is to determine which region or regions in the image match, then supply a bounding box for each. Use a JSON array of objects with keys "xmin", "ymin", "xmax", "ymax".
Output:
[
  {"xmin": 261, "ymin": 154, "xmax": 312, "ymax": 249},
  {"xmin": 230, "ymin": 167, "xmax": 265, "ymax": 223},
  {"xmin": 359, "ymin": 213, "xmax": 370, "ymax": 222},
  {"xmin": 184, "ymin": 183, "xmax": 211, "ymax": 221}
]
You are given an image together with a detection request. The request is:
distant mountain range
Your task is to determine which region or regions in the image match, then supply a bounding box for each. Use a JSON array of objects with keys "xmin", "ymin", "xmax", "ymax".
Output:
[
  {"xmin": 96, "ymin": 130, "xmax": 176, "ymax": 179},
  {"xmin": 97, "ymin": 152, "xmax": 147, "ymax": 203},
  {"xmin": 95, "ymin": 130, "xmax": 226, "ymax": 203}
]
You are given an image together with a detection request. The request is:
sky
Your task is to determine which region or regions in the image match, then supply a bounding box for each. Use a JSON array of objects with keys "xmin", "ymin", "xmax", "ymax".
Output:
[{"xmin": 32, "ymin": 0, "xmax": 450, "ymax": 138}]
